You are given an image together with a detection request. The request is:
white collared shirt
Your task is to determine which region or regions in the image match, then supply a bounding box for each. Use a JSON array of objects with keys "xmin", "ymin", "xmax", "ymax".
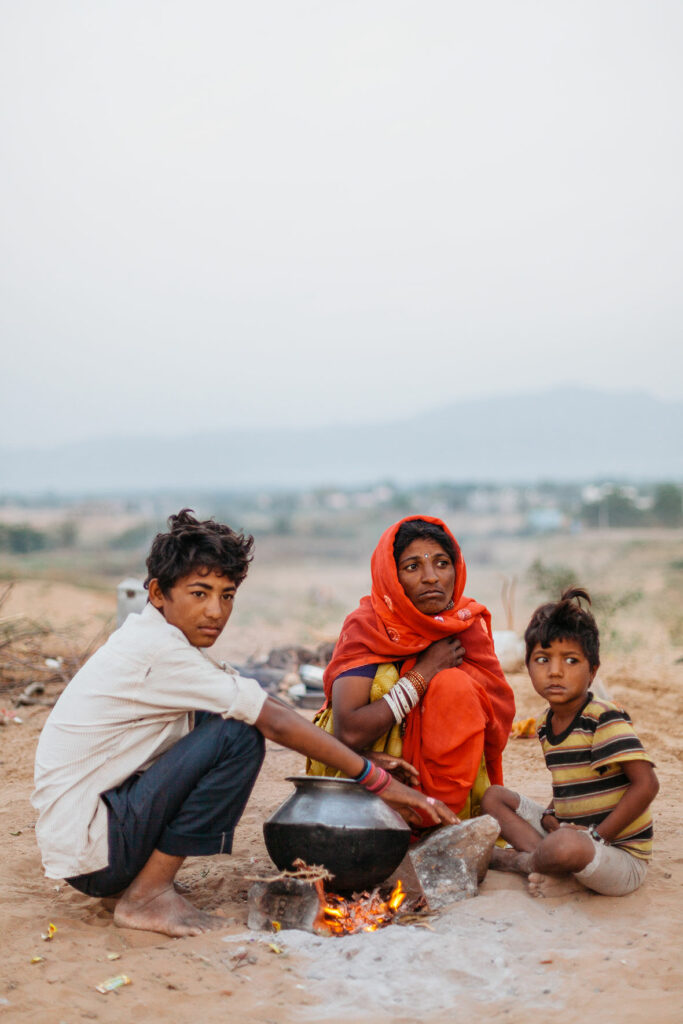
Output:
[{"xmin": 32, "ymin": 603, "xmax": 266, "ymax": 879}]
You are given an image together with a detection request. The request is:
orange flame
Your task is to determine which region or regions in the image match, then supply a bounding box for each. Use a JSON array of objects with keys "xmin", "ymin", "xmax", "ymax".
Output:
[{"xmin": 317, "ymin": 880, "xmax": 407, "ymax": 936}]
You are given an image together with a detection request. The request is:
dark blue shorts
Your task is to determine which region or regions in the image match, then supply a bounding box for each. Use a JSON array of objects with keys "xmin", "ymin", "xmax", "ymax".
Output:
[{"xmin": 66, "ymin": 712, "xmax": 265, "ymax": 897}]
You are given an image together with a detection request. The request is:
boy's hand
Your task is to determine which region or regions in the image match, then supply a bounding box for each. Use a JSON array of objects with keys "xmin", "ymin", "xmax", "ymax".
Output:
[
  {"xmin": 541, "ymin": 812, "xmax": 561, "ymax": 833},
  {"xmin": 380, "ymin": 775, "xmax": 458, "ymax": 828}
]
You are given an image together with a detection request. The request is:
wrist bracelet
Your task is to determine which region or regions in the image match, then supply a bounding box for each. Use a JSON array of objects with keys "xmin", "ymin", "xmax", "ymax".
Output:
[
  {"xmin": 358, "ymin": 763, "xmax": 392, "ymax": 796},
  {"xmin": 404, "ymin": 669, "xmax": 427, "ymax": 698},
  {"xmin": 353, "ymin": 758, "xmax": 373, "ymax": 783},
  {"xmin": 382, "ymin": 676, "xmax": 422, "ymax": 723},
  {"xmin": 588, "ymin": 825, "xmax": 608, "ymax": 845}
]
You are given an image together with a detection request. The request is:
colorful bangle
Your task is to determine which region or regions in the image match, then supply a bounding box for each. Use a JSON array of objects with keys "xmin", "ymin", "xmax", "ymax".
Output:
[
  {"xmin": 358, "ymin": 763, "xmax": 392, "ymax": 796},
  {"xmin": 405, "ymin": 669, "xmax": 427, "ymax": 698},
  {"xmin": 353, "ymin": 758, "xmax": 373, "ymax": 783}
]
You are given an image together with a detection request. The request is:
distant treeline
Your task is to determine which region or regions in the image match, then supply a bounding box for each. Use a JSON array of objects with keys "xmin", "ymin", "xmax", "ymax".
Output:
[
  {"xmin": 0, "ymin": 521, "xmax": 78, "ymax": 554},
  {"xmin": 0, "ymin": 481, "xmax": 681, "ymax": 555},
  {"xmin": 581, "ymin": 483, "xmax": 682, "ymax": 528}
]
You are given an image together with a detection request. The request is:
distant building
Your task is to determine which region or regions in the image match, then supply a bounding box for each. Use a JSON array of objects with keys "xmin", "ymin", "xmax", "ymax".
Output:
[{"xmin": 526, "ymin": 507, "xmax": 564, "ymax": 533}]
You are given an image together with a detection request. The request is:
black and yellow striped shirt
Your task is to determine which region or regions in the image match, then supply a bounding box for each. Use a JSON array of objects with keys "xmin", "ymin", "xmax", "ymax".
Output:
[{"xmin": 538, "ymin": 694, "xmax": 654, "ymax": 860}]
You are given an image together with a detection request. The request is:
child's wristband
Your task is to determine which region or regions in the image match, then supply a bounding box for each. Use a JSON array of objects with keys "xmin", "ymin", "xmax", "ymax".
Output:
[{"xmin": 588, "ymin": 825, "xmax": 609, "ymax": 845}]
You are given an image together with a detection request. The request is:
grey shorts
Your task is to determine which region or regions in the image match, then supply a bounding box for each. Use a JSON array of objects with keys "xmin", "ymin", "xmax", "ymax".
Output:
[{"xmin": 516, "ymin": 794, "xmax": 648, "ymax": 897}]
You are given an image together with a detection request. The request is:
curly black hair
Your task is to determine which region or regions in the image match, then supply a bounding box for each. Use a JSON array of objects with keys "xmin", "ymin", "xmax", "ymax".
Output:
[
  {"xmin": 393, "ymin": 518, "xmax": 457, "ymax": 567},
  {"xmin": 145, "ymin": 509, "xmax": 254, "ymax": 595},
  {"xmin": 524, "ymin": 587, "xmax": 600, "ymax": 669}
]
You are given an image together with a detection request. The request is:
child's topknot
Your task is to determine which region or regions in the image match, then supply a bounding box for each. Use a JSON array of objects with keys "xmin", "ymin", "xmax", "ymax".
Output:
[{"xmin": 524, "ymin": 587, "xmax": 600, "ymax": 669}]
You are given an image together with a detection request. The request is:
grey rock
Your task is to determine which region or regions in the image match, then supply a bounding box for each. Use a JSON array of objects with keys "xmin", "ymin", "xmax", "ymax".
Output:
[{"xmin": 409, "ymin": 815, "xmax": 501, "ymax": 910}]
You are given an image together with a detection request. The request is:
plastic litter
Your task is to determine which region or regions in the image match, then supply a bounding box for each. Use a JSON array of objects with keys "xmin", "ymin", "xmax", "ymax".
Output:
[
  {"xmin": 299, "ymin": 665, "xmax": 325, "ymax": 689},
  {"xmin": 0, "ymin": 709, "xmax": 23, "ymax": 725},
  {"xmin": 510, "ymin": 717, "xmax": 536, "ymax": 739},
  {"xmin": 96, "ymin": 974, "xmax": 131, "ymax": 994}
]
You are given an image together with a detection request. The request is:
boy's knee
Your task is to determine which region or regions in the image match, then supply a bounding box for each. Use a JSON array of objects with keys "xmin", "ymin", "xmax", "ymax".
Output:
[
  {"xmin": 481, "ymin": 785, "xmax": 502, "ymax": 813},
  {"xmin": 481, "ymin": 785, "xmax": 517, "ymax": 815},
  {"xmin": 202, "ymin": 715, "xmax": 265, "ymax": 765},
  {"xmin": 228, "ymin": 719, "xmax": 265, "ymax": 760},
  {"xmin": 537, "ymin": 828, "xmax": 594, "ymax": 873}
]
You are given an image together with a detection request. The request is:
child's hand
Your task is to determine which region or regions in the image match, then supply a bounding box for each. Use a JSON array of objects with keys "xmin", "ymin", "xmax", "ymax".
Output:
[{"xmin": 541, "ymin": 810, "xmax": 561, "ymax": 833}]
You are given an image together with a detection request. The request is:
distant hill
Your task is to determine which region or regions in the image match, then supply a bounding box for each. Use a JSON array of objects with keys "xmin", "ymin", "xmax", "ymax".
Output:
[{"xmin": 1, "ymin": 388, "xmax": 681, "ymax": 494}]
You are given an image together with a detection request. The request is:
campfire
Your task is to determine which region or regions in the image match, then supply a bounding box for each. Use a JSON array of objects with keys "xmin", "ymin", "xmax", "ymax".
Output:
[
  {"xmin": 316, "ymin": 879, "xmax": 407, "ymax": 935},
  {"xmin": 247, "ymin": 861, "xmax": 420, "ymax": 936},
  {"xmin": 248, "ymin": 818, "xmax": 501, "ymax": 937}
]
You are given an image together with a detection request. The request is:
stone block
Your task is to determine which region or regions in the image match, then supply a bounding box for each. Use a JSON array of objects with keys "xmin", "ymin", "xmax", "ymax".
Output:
[
  {"xmin": 247, "ymin": 878, "xmax": 324, "ymax": 934},
  {"xmin": 409, "ymin": 815, "xmax": 501, "ymax": 911}
]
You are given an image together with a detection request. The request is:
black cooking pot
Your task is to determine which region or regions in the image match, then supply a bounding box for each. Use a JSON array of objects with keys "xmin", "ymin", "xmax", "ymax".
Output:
[{"xmin": 263, "ymin": 776, "xmax": 411, "ymax": 893}]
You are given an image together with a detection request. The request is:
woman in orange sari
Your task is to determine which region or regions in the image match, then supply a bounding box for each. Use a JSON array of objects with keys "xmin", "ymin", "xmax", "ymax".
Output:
[{"xmin": 307, "ymin": 516, "xmax": 515, "ymax": 819}]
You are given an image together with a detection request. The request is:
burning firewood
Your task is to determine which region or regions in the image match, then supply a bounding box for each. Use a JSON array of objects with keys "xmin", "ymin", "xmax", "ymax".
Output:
[
  {"xmin": 247, "ymin": 860, "xmax": 423, "ymax": 936},
  {"xmin": 320, "ymin": 879, "xmax": 407, "ymax": 935}
]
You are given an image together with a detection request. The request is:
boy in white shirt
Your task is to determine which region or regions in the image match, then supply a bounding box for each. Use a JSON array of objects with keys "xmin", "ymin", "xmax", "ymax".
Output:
[{"xmin": 33, "ymin": 510, "xmax": 454, "ymax": 937}]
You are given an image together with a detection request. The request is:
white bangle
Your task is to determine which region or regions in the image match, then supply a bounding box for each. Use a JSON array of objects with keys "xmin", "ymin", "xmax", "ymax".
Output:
[
  {"xmin": 383, "ymin": 688, "xmax": 404, "ymax": 723},
  {"xmin": 382, "ymin": 677, "xmax": 421, "ymax": 723}
]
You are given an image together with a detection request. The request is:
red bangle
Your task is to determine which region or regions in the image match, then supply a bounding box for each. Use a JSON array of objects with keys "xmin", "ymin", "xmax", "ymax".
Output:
[
  {"xmin": 405, "ymin": 669, "xmax": 427, "ymax": 698},
  {"xmin": 359, "ymin": 764, "xmax": 392, "ymax": 795}
]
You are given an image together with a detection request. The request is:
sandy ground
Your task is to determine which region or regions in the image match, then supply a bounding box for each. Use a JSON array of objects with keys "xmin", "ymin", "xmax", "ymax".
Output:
[{"xmin": 1, "ymin": 577, "xmax": 682, "ymax": 1024}]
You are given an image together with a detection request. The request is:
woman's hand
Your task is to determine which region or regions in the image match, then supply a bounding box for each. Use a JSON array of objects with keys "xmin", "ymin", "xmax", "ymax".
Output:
[
  {"xmin": 380, "ymin": 775, "xmax": 459, "ymax": 828},
  {"xmin": 367, "ymin": 752, "xmax": 419, "ymax": 787},
  {"xmin": 414, "ymin": 635, "xmax": 465, "ymax": 683}
]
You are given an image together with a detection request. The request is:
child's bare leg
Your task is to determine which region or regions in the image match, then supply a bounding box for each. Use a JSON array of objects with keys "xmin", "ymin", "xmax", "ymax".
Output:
[
  {"xmin": 481, "ymin": 786, "xmax": 544, "ymax": 874},
  {"xmin": 113, "ymin": 850, "xmax": 227, "ymax": 937},
  {"xmin": 528, "ymin": 828, "xmax": 595, "ymax": 898}
]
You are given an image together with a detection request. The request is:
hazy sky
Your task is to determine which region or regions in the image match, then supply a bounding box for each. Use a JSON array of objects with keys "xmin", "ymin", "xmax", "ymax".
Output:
[{"xmin": 1, "ymin": 1, "xmax": 681, "ymax": 449}]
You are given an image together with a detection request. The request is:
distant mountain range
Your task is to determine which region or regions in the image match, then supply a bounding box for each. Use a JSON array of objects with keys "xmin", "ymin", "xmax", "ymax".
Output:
[{"xmin": 1, "ymin": 388, "xmax": 681, "ymax": 494}]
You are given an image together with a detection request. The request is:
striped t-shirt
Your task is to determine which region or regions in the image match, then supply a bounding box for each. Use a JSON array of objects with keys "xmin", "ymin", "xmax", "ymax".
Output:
[{"xmin": 538, "ymin": 693, "xmax": 654, "ymax": 860}]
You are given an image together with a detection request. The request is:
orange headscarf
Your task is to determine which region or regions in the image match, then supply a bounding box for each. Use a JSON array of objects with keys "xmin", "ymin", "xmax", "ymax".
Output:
[{"xmin": 323, "ymin": 516, "xmax": 515, "ymax": 809}]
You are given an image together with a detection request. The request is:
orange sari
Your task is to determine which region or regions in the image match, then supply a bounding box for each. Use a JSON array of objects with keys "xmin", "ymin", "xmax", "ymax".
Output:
[{"xmin": 322, "ymin": 516, "xmax": 515, "ymax": 815}]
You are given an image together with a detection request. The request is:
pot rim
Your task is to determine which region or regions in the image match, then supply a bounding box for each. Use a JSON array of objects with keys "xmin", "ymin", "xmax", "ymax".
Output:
[{"xmin": 285, "ymin": 774, "xmax": 357, "ymax": 785}]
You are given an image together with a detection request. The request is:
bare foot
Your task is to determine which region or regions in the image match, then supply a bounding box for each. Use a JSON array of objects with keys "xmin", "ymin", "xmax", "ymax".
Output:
[
  {"xmin": 101, "ymin": 879, "xmax": 189, "ymax": 912},
  {"xmin": 528, "ymin": 872, "xmax": 585, "ymax": 898},
  {"xmin": 113, "ymin": 886, "xmax": 227, "ymax": 937},
  {"xmin": 490, "ymin": 848, "xmax": 533, "ymax": 875}
]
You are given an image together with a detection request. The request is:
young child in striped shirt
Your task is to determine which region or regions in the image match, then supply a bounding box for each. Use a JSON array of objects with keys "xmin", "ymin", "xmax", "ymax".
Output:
[{"xmin": 481, "ymin": 588, "xmax": 658, "ymax": 897}]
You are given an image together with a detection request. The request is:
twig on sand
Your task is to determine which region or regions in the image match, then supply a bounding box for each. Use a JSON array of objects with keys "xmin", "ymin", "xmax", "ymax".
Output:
[{"xmin": 245, "ymin": 858, "xmax": 333, "ymax": 885}]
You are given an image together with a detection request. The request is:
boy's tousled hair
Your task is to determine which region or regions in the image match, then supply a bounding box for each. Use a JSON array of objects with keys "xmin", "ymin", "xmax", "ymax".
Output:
[
  {"xmin": 524, "ymin": 587, "xmax": 600, "ymax": 669},
  {"xmin": 393, "ymin": 518, "xmax": 457, "ymax": 567},
  {"xmin": 145, "ymin": 509, "xmax": 254, "ymax": 595}
]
